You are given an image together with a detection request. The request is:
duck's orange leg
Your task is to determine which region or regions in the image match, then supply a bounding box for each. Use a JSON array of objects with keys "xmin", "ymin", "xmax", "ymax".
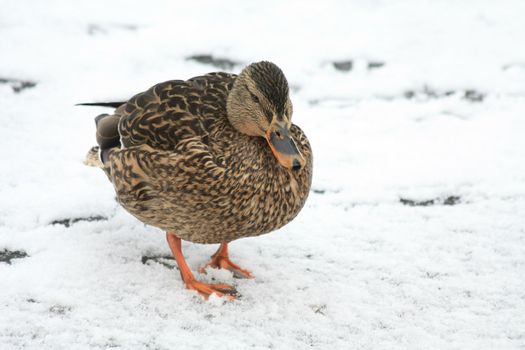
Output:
[
  {"xmin": 166, "ymin": 233, "xmax": 237, "ymax": 300},
  {"xmin": 199, "ymin": 242, "xmax": 253, "ymax": 279}
]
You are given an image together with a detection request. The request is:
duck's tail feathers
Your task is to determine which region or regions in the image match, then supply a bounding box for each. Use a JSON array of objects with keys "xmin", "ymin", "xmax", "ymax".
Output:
[
  {"xmin": 84, "ymin": 146, "xmax": 104, "ymax": 168},
  {"xmin": 76, "ymin": 102, "xmax": 125, "ymax": 108},
  {"xmin": 84, "ymin": 113, "xmax": 122, "ymax": 167}
]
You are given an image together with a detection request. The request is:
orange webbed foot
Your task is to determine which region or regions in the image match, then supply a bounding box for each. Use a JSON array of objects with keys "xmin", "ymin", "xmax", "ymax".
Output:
[
  {"xmin": 199, "ymin": 242, "xmax": 254, "ymax": 279},
  {"xmin": 184, "ymin": 279, "xmax": 238, "ymax": 300},
  {"xmin": 166, "ymin": 233, "xmax": 239, "ymax": 300}
]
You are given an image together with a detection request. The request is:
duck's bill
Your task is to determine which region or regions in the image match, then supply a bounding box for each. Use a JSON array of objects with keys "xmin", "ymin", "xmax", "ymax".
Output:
[{"xmin": 265, "ymin": 125, "xmax": 306, "ymax": 171}]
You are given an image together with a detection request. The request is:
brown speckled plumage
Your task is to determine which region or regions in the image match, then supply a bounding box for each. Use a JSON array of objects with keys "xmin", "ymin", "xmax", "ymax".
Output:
[{"xmin": 87, "ymin": 62, "xmax": 312, "ymax": 244}]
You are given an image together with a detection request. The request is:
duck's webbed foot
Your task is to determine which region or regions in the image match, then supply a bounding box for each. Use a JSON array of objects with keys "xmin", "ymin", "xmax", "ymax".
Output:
[
  {"xmin": 184, "ymin": 279, "xmax": 238, "ymax": 300},
  {"xmin": 199, "ymin": 242, "xmax": 254, "ymax": 279},
  {"xmin": 166, "ymin": 233, "xmax": 238, "ymax": 300}
]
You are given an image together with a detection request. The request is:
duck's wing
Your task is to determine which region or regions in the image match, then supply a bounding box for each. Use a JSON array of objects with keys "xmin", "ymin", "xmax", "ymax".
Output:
[
  {"xmin": 103, "ymin": 141, "xmax": 226, "ymax": 228},
  {"xmin": 117, "ymin": 72, "xmax": 236, "ymax": 151}
]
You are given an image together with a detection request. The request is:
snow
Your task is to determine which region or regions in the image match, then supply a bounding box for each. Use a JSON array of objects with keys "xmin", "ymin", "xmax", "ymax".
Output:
[{"xmin": 1, "ymin": 0, "xmax": 524, "ymax": 349}]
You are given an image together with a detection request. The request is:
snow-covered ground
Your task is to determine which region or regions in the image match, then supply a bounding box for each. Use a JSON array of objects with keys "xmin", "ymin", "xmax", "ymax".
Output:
[{"xmin": 1, "ymin": 0, "xmax": 524, "ymax": 349}]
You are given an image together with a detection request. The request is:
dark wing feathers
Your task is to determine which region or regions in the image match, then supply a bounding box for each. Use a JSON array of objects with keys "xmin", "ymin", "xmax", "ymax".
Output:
[{"xmin": 116, "ymin": 73, "xmax": 236, "ymax": 151}]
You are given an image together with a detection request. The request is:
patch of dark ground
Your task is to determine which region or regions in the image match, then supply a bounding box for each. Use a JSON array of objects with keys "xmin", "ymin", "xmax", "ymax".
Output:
[
  {"xmin": 502, "ymin": 63, "xmax": 525, "ymax": 70},
  {"xmin": 311, "ymin": 304, "xmax": 327, "ymax": 315},
  {"xmin": 400, "ymin": 196, "xmax": 461, "ymax": 207},
  {"xmin": 308, "ymin": 97, "xmax": 356, "ymax": 107},
  {"xmin": 332, "ymin": 59, "xmax": 385, "ymax": 72},
  {"xmin": 463, "ymin": 89, "xmax": 484, "ymax": 102},
  {"xmin": 87, "ymin": 23, "xmax": 138, "ymax": 36},
  {"xmin": 367, "ymin": 61, "xmax": 385, "ymax": 69},
  {"xmin": 333, "ymin": 60, "xmax": 353, "ymax": 71},
  {"xmin": 311, "ymin": 188, "xmax": 341, "ymax": 194},
  {"xmin": 330, "ymin": 61, "xmax": 483, "ymax": 102},
  {"xmin": 141, "ymin": 255, "xmax": 176, "ymax": 269},
  {"xmin": 50, "ymin": 215, "xmax": 107, "ymax": 228},
  {"xmin": 49, "ymin": 304, "xmax": 72, "ymax": 315},
  {"xmin": 0, "ymin": 77, "xmax": 37, "ymax": 93},
  {"xmin": 186, "ymin": 54, "xmax": 240, "ymax": 70},
  {"xmin": 308, "ymin": 88, "xmax": 485, "ymax": 107},
  {"xmin": 404, "ymin": 87, "xmax": 484, "ymax": 102},
  {"xmin": 403, "ymin": 86, "xmax": 455, "ymax": 100},
  {"xmin": 0, "ymin": 249, "xmax": 28, "ymax": 264}
]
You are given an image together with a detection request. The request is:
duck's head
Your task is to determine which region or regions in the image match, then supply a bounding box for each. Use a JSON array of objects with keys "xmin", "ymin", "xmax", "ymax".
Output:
[{"xmin": 227, "ymin": 61, "xmax": 305, "ymax": 172}]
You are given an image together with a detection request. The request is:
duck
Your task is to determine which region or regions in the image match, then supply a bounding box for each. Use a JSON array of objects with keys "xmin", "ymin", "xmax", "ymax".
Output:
[{"xmin": 82, "ymin": 61, "xmax": 313, "ymax": 300}]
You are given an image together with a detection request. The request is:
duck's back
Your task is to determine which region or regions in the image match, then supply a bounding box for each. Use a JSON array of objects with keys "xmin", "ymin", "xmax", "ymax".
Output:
[{"xmin": 114, "ymin": 72, "xmax": 237, "ymax": 151}]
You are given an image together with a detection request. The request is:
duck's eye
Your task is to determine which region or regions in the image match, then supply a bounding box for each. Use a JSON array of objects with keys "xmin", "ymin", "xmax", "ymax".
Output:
[{"xmin": 249, "ymin": 92, "xmax": 260, "ymax": 104}]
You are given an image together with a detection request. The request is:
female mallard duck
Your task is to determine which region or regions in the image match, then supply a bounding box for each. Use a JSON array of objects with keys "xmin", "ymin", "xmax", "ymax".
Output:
[{"xmin": 84, "ymin": 61, "xmax": 312, "ymax": 299}]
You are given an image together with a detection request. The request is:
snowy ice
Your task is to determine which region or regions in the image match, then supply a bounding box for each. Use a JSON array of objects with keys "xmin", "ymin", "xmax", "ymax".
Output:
[{"xmin": 0, "ymin": 0, "xmax": 524, "ymax": 349}]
